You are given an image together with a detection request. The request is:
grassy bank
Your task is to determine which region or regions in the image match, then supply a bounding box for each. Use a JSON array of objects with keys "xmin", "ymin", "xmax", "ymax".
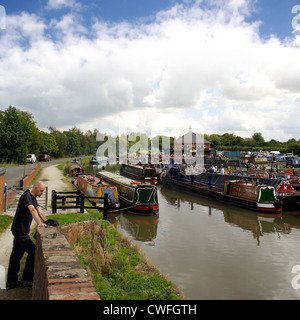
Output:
[
  {"xmin": 48, "ymin": 212, "xmax": 184, "ymax": 300},
  {"xmin": 51, "ymin": 162, "xmax": 184, "ymax": 300}
]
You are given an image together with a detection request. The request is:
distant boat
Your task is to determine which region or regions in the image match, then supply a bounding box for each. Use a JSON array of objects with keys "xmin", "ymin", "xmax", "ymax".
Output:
[
  {"xmin": 75, "ymin": 174, "xmax": 120, "ymax": 212},
  {"xmin": 120, "ymin": 164, "xmax": 157, "ymax": 182},
  {"xmin": 66, "ymin": 159, "xmax": 84, "ymax": 178},
  {"xmin": 161, "ymin": 167, "xmax": 282, "ymax": 215},
  {"xmin": 97, "ymin": 170, "xmax": 159, "ymax": 215},
  {"xmin": 90, "ymin": 156, "xmax": 108, "ymax": 166}
]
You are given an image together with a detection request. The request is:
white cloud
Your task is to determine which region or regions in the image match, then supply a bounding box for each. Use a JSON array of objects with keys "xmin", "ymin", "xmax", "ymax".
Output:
[
  {"xmin": 0, "ymin": 0, "xmax": 300, "ymax": 141},
  {"xmin": 46, "ymin": 0, "xmax": 79, "ymax": 10}
]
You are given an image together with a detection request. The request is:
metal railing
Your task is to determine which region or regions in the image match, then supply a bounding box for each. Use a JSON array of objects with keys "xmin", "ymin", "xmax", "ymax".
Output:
[{"xmin": 4, "ymin": 186, "xmax": 48, "ymax": 212}]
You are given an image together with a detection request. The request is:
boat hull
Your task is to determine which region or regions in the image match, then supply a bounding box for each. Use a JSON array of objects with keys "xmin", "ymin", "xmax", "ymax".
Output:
[
  {"xmin": 97, "ymin": 171, "xmax": 159, "ymax": 215},
  {"xmin": 75, "ymin": 175, "xmax": 120, "ymax": 211},
  {"xmin": 161, "ymin": 169, "xmax": 282, "ymax": 215},
  {"xmin": 120, "ymin": 164, "xmax": 157, "ymax": 182}
]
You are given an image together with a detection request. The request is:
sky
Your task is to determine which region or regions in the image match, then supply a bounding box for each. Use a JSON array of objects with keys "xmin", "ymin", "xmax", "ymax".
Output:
[{"xmin": 0, "ymin": 0, "xmax": 300, "ymax": 141}]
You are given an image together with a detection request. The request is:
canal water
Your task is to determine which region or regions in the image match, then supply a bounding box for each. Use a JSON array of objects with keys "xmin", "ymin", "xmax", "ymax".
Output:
[{"xmin": 85, "ymin": 165, "xmax": 300, "ymax": 299}]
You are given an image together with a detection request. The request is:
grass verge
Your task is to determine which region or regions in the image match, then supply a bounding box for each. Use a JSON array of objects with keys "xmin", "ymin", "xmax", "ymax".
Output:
[
  {"xmin": 0, "ymin": 215, "xmax": 13, "ymax": 234},
  {"xmin": 46, "ymin": 211, "xmax": 184, "ymax": 300}
]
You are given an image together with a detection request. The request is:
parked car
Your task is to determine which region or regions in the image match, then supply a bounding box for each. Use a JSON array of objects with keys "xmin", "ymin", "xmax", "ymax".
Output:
[
  {"xmin": 27, "ymin": 154, "xmax": 36, "ymax": 163},
  {"xmin": 39, "ymin": 154, "xmax": 51, "ymax": 161}
]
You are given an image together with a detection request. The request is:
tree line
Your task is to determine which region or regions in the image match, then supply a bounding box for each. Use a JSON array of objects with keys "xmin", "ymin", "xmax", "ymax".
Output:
[
  {"xmin": 1, "ymin": 106, "xmax": 300, "ymax": 164},
  {"xmin": 0, "ymin": 106, "xmax": 100, "ymax": 163},
  {"xmin": 204, "ymin": 132, "xmax": 300, "ymax": 155}
]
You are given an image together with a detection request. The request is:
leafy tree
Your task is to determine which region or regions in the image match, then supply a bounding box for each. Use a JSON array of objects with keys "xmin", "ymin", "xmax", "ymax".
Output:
[
  {"xmin": 252, "ymin": 132, "xmax": 265, "ymax": 145},
  {"xmin": 49, "ymin": 126, "xmax": 69, "ymax": 157},
  {"xmin": 0, "ymin": 106, "xmax": 36, "ymax": 163},
  {"xmin": 39, "ymin": 131, "xmax": 59, "ymax": 155}
]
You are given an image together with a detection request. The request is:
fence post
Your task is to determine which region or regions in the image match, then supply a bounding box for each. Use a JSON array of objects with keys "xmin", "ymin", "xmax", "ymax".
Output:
[
  {"xmin": 4, "ymin": 186, "xmax": 8, "ymax": 212},
  {"xmin": 76, "ymin": 189, "xmax": 81, "ymax": 207},
  {"xmin": 52, "ymin": 190, "xmax": 57, "ymax": 214},
  {"xmin": 45, "ymin": 186, "xmax": 48, "ymax": 211},
  {"xmin": 80, "ymin": 193, "xmax": 85, "ymax": 213},
  {"xmin": 103, "ymin": 193, "xmax": 108, "ymax": 220}
]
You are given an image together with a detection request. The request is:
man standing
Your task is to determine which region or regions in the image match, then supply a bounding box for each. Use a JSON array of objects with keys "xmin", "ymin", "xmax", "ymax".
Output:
[{"xmin": 6, "ymin": 181, "xmax": 47, "ymax": 290}]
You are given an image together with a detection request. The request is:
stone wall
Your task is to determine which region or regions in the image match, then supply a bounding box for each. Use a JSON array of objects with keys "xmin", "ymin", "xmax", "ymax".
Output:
[{"xmin": 32, "ymin": 221, "xmax": 100, "ymax": 300}]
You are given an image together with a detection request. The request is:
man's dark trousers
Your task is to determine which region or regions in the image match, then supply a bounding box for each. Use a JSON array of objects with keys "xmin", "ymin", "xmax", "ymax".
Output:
[{"xmin": 7, "ymin": 235, "xmax": 35, "ymax": 283}]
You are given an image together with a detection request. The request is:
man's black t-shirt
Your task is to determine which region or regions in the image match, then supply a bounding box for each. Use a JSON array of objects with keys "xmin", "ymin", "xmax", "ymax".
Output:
[{"xmin": 11, "ymin": 190, "xmax": 38, "ymax": 236}]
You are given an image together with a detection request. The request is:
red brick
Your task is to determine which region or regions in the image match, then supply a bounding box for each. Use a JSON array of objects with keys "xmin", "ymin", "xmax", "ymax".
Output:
[{"xmin": 48, "ymin": 277, "xmax": 92, "ymax": 284}]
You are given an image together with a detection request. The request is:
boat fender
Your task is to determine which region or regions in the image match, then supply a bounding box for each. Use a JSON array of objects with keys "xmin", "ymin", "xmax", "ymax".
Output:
[{"xmin": 131, "ymin": 181, "xmax": 141, "ymax": 184}]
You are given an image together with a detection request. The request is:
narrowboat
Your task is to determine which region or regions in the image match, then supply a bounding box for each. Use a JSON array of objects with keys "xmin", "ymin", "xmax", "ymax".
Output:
[
  {"xmin": 195, "ymin": 171, "xmax": 300, "ymax": 210},
  {"xmin": 161, "ymin": 167, "xmax": 282, "ymax": 214},
  {"xmin": 66, "ymin": 159, "xmax": 84, "ymax": 178},
  {"xmin": 75, "ymin": 174, "xmax": 120, "ymax": 211},
  {"xmin": 97, "ymin": 171, "xmax": 159, "ymax": 215},
  {"xmin": 120, "ymin": 164, "xmax": 157, "ymax": 182}
]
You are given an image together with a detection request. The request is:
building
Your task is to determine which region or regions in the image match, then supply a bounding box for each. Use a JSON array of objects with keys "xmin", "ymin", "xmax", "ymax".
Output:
[{"xmin": 174, "ymin": 129, "xmax": 212, "ymax": 159}]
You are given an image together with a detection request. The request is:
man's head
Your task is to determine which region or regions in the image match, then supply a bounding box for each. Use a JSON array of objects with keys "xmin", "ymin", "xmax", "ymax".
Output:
[{"xmin": 31, "ymin": 181, "xmax": 45, "ymax": 197}]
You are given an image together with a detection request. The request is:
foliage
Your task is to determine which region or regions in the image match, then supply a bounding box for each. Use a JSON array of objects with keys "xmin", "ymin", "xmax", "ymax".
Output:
[
  {"xmin": 0, "ymin": 106, "xmax": 36, "ymax": 163},
  {"xmin": 204, "ymin": 132, "xmax": 300, "ymax": 154}
]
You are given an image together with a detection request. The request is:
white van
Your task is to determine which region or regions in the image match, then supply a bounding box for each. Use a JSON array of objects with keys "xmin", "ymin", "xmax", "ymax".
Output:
[{"xmin": 27, "ymin": 154, "xmax": 36, "ymax": 163}]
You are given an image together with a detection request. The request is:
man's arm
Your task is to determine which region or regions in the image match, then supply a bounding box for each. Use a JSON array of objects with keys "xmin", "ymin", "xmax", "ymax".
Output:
[
  {"xmin": 37, "ymin": 206, "xmax": 47, "ymax": 223},
  {"xmin": 28, "ymin": 205, "xmax": 46, "ymax": 227}
]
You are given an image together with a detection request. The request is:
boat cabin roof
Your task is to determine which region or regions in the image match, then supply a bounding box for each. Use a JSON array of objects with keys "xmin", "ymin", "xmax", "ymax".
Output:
[{"xmin": 98, "ymin": 170, "xmax": 148, "ymax": 186}]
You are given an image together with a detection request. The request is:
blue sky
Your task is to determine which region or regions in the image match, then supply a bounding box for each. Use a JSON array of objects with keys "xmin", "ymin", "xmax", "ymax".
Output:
[
  {"xmin": 0, "ymin": 0, "xmax": 300, "ymax": 141},
  {"xmin": 1, "ymin": 0, "xmax": 299, "ymax": 39}
]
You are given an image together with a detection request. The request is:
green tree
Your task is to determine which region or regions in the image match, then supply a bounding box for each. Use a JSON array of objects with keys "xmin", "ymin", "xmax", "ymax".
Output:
[
  {"xmin": 252, "ymin": 132, "xmax": 265, "ymax": 146},
  {"xmin": 63, "ymin": 128, "xmax": 81, "ymax": 157},
  {"xmin": 39, "ymin": 131, "xmax": 59, "ymax": 155},
  {"xmin": 49, "ymin": 126, "xmax": 69, "ymax": 157},
  {"xmin": 0, "ymin": 106, "xmax": 36, "ymax": 163}
]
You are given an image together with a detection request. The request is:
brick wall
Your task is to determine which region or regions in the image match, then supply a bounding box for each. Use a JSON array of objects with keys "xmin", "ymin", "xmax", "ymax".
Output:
[
  {"xmin": 22, "ymin": 163, "xmax": 41, "ymax": 187},
  {"xmin": 32, "ymin": 222, "xmax": 100, "ymax": 300},
  {"xmin": 0, "ymin": 168, "xmax": 5, "ymax": 213}
]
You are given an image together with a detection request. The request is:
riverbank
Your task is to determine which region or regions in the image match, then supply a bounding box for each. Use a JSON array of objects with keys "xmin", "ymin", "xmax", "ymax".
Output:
[{"xmin": 0, "ymin": 163, "xmax": 184, "ymax": 300}]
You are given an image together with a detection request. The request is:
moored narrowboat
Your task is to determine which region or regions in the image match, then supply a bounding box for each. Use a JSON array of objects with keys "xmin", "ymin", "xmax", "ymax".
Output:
[
  {"xmin": 75, "ymin": 174, "xmax": 120, "ymax": 211},
  {"xmin": 120, "ymin": 164, "xmax": 157, "ymax": 182},
  {"xmin": 97, "ymin": 170, "xmax": 159, "ymax": 215},
  {"xmin": 161, "ymin": 167, "xmax": 282, "ymax": 214},
  {"xmin": 194, "ymin": 172, "xmax": 300, "ymax": 211},
  {"xmin": 66, "ymin": 159, "xmax": 84, "ymax": 178}
]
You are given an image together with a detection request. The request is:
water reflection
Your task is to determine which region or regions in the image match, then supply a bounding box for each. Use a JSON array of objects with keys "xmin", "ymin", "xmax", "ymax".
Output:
[
  {"xmin": 159, "ymin": 184, "xmax": 299, "ymax": 244},
  {"xmin": 107, "ymin": 213, "xmax": 159, "ymax": 242}
]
